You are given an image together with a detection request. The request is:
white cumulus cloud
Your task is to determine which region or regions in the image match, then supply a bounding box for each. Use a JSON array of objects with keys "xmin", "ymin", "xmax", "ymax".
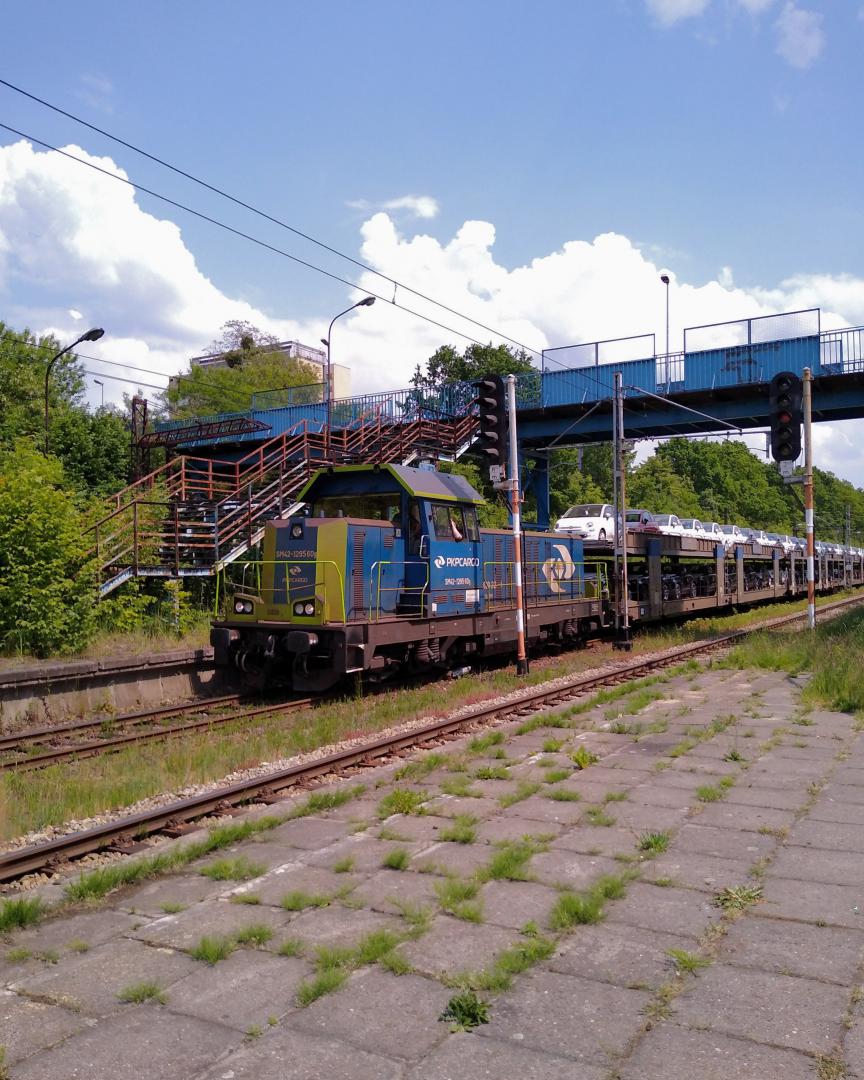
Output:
[
  {"xmin": 347, "ymin": 194, "xmax": 439, "ymax": 220},
  {"xmin": 775, "ymin": 3, "xmax": 825, "ymax": 68},
  {"xmin": 645, "ymin": 0, "xmax": 711, "ymax": 24}
]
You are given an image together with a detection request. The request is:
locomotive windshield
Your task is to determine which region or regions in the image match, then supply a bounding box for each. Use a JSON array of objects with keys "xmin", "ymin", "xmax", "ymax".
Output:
[{"xmin": 309, "ymin": 495, "xmax": 401, "ymax": 521}]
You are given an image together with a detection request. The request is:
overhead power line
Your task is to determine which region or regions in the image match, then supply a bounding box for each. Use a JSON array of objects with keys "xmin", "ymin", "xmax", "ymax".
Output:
[{"xmin": 0, "ymin": 78, "xmax": 541, "ymax": 359}]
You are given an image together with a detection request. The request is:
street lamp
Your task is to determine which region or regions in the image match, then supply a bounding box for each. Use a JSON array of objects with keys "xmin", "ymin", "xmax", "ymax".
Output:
[
  {"xmin": 660, "ymin": 273, "xmax": 670, "ymax": 357},
  {"xmin": 320, "ymin": 297, "xmax": 375, "ymax": 451},
  {"xmin": 44, "ymin": 327, "xmax": 105, "ymax": 453},
  {"xmin": 94, "ymin": 379, "xmax": 104, "ymax": 409}
]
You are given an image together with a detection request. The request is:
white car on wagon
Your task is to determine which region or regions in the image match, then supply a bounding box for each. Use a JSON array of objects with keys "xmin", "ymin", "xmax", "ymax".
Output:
[{"xmin": 554, "ymin": 503, "xmax": 615, "ymax": 542}]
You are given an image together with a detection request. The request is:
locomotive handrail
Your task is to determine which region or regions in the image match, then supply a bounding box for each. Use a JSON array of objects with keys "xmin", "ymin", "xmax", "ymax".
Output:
[
  {"xmin": 368, "ymin": 560, "xmax": 430, "ymax": 622},
  {"xmin": 481, "ymin": 559, "xmax": 605, "ymax": 606}
]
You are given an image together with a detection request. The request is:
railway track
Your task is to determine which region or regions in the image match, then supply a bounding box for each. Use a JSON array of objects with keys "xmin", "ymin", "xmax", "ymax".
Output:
[
  {"xmin": 0, "ymin": 694, "xmax": 314, "ymax": 774},
  {"xmin": 2, "ymin": 592, "xmax": 862, "ymax": 885}
]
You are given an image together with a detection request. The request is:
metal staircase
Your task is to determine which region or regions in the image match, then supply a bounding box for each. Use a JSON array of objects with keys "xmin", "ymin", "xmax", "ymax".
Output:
[{"xmin": 90, "ymin": 409, "xmax": 478, "ymax": 595}]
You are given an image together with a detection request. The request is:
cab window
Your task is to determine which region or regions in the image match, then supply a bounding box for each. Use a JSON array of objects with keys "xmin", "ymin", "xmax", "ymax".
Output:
[
  {"xmin": 463, "ymin": 507, "xmax": 479, "ymax": 541},
  {"xmin": 432, "ymin": 503, "xmax": 465, "ymax": 542}
]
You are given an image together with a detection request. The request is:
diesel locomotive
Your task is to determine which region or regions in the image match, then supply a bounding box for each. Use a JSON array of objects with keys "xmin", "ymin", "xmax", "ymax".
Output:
[{"xmin": 211, "ymin": 463, "xmax": 607, "ymax": 691}]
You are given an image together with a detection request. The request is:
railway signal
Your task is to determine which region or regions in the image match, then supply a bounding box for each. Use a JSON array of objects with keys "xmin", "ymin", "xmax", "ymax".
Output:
[
  {"xmin": 769, "ymin": 371, "xmax": 803, "ymax": 462},
  {"xmin": 473, "ymin": 373, "xmax": 508, "ymax": 477}
]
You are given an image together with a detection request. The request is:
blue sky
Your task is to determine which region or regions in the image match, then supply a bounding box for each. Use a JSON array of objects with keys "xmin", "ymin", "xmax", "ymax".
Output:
[{"xmin": 0, "ymin": 0, "xmax": 863, "ymax": 477}]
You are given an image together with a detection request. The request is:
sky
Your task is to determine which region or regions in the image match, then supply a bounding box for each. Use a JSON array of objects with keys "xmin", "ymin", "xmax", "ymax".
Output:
[{"xmin": 0, "ymin": 0, "xmax": 862, "ymax": 482}]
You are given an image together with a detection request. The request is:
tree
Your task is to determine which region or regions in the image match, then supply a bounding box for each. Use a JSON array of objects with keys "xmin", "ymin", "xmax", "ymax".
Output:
[
  {"xmin": 165, "ymin": 322, "xmax": 320, "ymax": 418},
  {"xmin": 51, "ymin": 408, "xmax": 131, "ymax": 496},
  {"xmin": 0, "ymin": 442, "xmax": 98, "ymax": 655},
  {"xmin": 0, "ymin": 323, "xmax": 85, "ymax": 447}
]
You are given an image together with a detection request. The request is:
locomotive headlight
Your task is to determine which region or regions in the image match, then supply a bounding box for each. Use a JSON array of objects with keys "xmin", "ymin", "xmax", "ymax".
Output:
[
  {"xmin": 234, "ymin": 600, "xmax": 245, "ymax": 614},
  {"xmin": 304, "ymin": 602, "xmax": 315, "ymax": 616},
  {"xmin": 234, "ymin": 599, "xmax": 253, "ymax": 614},
  {"xmin": 293, "ymin": 601, "xmax": 305, "ymax": 616},
  {"xmin": 291, "ymin": 524, "xmax": 303, "ymax": 538}
]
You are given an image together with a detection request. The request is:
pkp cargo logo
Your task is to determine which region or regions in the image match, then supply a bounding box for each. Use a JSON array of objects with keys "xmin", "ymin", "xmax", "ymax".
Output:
[
  {"xmin": 542, "ymin": 544, "xmax": 575, "ymax": 594},
  {"xmin": 434, "ymin": 555, "xmax": 446, "ymax": 569}
]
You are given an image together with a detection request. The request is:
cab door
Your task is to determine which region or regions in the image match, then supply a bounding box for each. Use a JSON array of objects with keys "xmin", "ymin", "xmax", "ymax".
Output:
[{"xmin": 427, "ymin": 503, "xmax": 482, "ymax": 616}]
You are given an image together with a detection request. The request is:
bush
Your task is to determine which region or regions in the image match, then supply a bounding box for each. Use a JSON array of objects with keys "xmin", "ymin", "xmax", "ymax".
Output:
[{"xmin": 0, "ymin": 441, "xmax": 99, "ymax": 655}]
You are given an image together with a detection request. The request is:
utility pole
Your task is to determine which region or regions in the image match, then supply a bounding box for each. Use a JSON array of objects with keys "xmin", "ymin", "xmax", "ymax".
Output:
[
  {"xmin": 803, "ymin": 367, "xmax": 815, "ymax": 631},
  {"xmin": 846, "ymin": 504, "xmax": 852, "ymax": 548},
  {"xmin": 506, "ymin": 374, "xmax": 529, "ymax": 674},
  {"xmin": 614, "ymin": 372, "xmax": 631, "ymax": 650}
]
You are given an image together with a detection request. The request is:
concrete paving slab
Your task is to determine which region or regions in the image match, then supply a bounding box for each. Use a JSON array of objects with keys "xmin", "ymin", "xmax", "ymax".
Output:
[
  {"xmin": 351, "ymin": 867, "xmax": 440, "ymax": 915},
  {"xmin": 673, "ymin": 962, "xmax": 847, "ymax": 1054},
  {"xmin": 0, "ymin": 988, "xmax": 89, "ymax": 1065},
  {"xmin": 549, "ymin": 825, "xmax": 640, "ymax": 858},
  {"xmin": 14, "ymin": 1007, "xmax": 239, "ymax": 1080},
  {"xmin": 789, "ymin": 818, "xmax": 864, "ymax": 853},
  {"xmin": 6, "ymin": 908, "xmax": 141, "ymax": 954},
  {"xmin": 475, "ymin": 816, "xmax": 565, "ymax": 844},
  {"xmin": 498, "ymin": 795, "xmax": 581, "ymax": 825},
  {"xmin": 771, "ymin": 844, "xmax": 864, "ymax": 887},
  {"xmin": 618, "ymin": 1022, "xmax": 818, "ymax": 1079},
  {"xmin": 605, "ymin": 882, "xmax": 721, "ymax": 939},
  {"xmin": 570, "ymin": 766, "xmax": 652, "ymax": 786},
  {"xmin": 254, "ymin": 816, "xmax": 354, "ymax": 850},
  {"xmin": 302, "ymin": 835, "xmax": 432, "ymax": 872},
  {"xmin": 595, "ymin": 802, "xmax": 688, "ymax": 832},
  {"xmin": 398, "ymin": 915, "xmax": 516, "ymax": 978},
  {"xmin": 720, "ymin": 916, "xmax": 864, "ymax": 984},
  {"xmin": 752, "ymin": 876, "xmax": 864, "ymax": 929},
  {"xmin": 818, "ymin": 782, "xmax": 864, "ymax": 807},
  {"xmin": 642, "ymin": 851, "xmax": 754, "ymax": 893},
  {"xmin": 548, "ymin": 922, "xmax": 693, "ymax": 989},
  {"xmin": 479, "ymin": 879, "xmax": 561, "ymax": 930},
  {"xmin": 165, "ymin": 948, "xmax": 306, "ymax": 1030},
  {"xmin": 132, "ymin": 899, "xmax": 291, "ymax": 951},
  {"xmin": 830, "ymin": 766, "xmax": 864, "ymax": 785},
  {"xmin": 408, "ymin": 1031, "xmax": 608, "ymax": 1080},
  {"xmin": 530, "ymin": 850, "xmax": 622, "ymax": 891},
  {"xmin": 239, "ymin": 861, "xmax": 362, "ymax": 906},
  {"xmin": 719, "ymin": 784, "xmax": 806, "ymax": 810},
  {"xmin": 285, "ymin": 967, "xmax": 451, "ymax": 1060},
  {"xmin": 284, "ymin": 903, "xmax": 405, "ymax": 949},
  {"xmin": 421, "ymin": 795, "xmax": 501, "ymax": 820},
  {"xmin": 550, "ymin": 777, "xmax": 632, "ymax": 802},
  {"xmin": 478, "ymin": 970, "xmax": 648, "ymax": 1065},
  {"xmin": 692, "ymin": 802, "xmax": 797, "ymax": 833},
  {"xmin": 626, "ymin": 784, "xmax": 698, "ymax": 809},
  {"xmin": 645, "ymin": 769, "xmax": 722, "ymax": 790},
  {"xmin": 845, "ymin": 1018, "xmax": 864, "ymax": 1078},
  {"xmin": 807, "ymin": 799, "xmax": 864, "ymax": 825},
  {"xmin": 413, "ymin": 842, "xmax": 495, "ymax": 878},
  {"xmin": 114, "ymin": 873, "xmax": 225, "ymax": 916},
  {"xmin": 672, "ymin": 823, "xmax": 775, "ymax": 861},
  {"xmin": 371, "ymin": 813, "xmax": 450, "ymax": 841},
  {"xmin": 10, "ymin": 936, "xmax": 197, "ymax": 1017}
]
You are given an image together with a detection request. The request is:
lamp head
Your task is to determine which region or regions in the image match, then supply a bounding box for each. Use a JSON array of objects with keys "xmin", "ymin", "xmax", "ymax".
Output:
[
  {"xmin": 81, "ymin": 327, "xmax": 105, "ymax": 342},
  {"xmin": 320, "ymin": 337, "xmax": 329, "ymax": 347},
  {"xmin": 358, "ymin": 296, "xmax": 375, "ymax": 307},
  {"xmin": 660, "ymin": 274, "xmax": 670, "ymax": 286}
]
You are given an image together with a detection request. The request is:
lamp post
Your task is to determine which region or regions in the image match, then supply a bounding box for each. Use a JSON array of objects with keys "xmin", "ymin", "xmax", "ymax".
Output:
[
  {"xmin": 44, "ymin": 327, "xmax": 105, "ymax": 453},
  {"xmin": 94, "ymin": 379, "xmax": 104, "ymax": 409},
  {"xmin": 660, "ymin": 273, "xmax": 670, "ymax": 357},
  {"xmin": 320, "ymin": 297, "xmax": 375, "ymax": 453}
]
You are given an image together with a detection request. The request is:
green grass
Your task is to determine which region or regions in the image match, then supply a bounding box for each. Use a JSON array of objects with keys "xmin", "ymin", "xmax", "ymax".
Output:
[
  {"xmin": 377, "ymin": 788, "xmax": 426, "ymax": 819},
  {"xmin": 159, "ymin": 901, "xmax": 187, "ymax": 914},
  {"xmin": 571, "ymin": 746, "xmax": 599, "ymax": 769},
  {"xmin": 0, "ymin": 897, "xmax": 43, "ymax": 933},
  {"xmin": 435, "ymin": 877, "xmax": 482, "ymax": 921},
  {"xmin": 382, "ymin": 848, "xmax": 411, "ymax": 871},
  {"xmin": 440, "ymin": 989, "xmax": 490, "ymax": 1029},
  {"xmin": 332, "ymin": 856, "xmax": 355, "ymax": 873},
  {"xmin": 473, "ymin": 765, "xmax": 509, "ymax": 781},
  {"xmin": 583, "ymin": 806, "xmax": 616, "ymax": 827},
  {"xmin": 498, "ymin": 781, "xmax": 540, "ymax": 808},
  {"xmin": 281, "ymin": 890, "xmax": 330, "ymax": 911},
  {"xmin": 189, "ymin": 935, "xmax": 236, "ymax": 965},
  {"xmin": 439, "ymin": 814, "xmax": 479, "ymax": 844},
  {"xmin": 394, "ymin": 753, "xmax": 447, "ymax": 781},
  {"xmin": 543, "ymin": 768, "xmax": 571, "ymax": 784},
  {"xmin": 481, "ymin": 840, "xmax": 537, "ymax": 882},
  {"xmin": 638, "ymin": 831, "xmax": 671, "ymax": 855},
  {"xmin": 296, "ymin": 967, "xmax": 348, "ymax": 1006},
  {"xmin": 277, "ymin": 937, "xmax": 304, "ymax": 957},
  {"xmin": 5, "ymin": 947, "xmax": 33, "ymax": 963},
  {"xmin": 714, "ymin": 884, "xmax": 763, "ymax": 910},
  {"xmin": 667, "ymin": 948, "xmax": 710, "ymax": 974},
  {"xmin": 515, "ymin": 714, "xmax": 569, "ymax": 735},
  {"xmin": 117, "ymin": 981, "xmax": 168, "ymax": 1005},
  {"xmin": 468, "ymin": 731, "xmax": 506, "ymax": 753},
  {"xmin": 199, "ymin": 855, "xmax": 265, "ymax": 881},
  {"xmin": 542, "ymin": 738, "xmax": 565, "ymax": 753},
  {"xmin": 546, "ymin": 787, "xmax": 582, "ymax": 802},
  {"xmin": 440, "ymin": 775, "xmax": 482, "ymax": 798},
  {"xmin": 235, "ymin": 923, "xmax": 273, "ymax": 947},
  {"xmin": 695, "ymin": 785, "xmax": 724, "ymax": 802},
  {"xmin": 549, "ymin": 890, "xmax": 605, "ymax": 929},
  {"xmin": 603, "ymin": 790, "xmax": 628, "ymax": 803}
]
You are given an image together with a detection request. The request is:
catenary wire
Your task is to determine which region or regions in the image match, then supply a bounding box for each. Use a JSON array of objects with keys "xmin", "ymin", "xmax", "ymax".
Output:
[
  {"xmin": 0, "ymin": 78, "xmax": 541, "ymax": 359},
  {"xmin": 0, "ymin": 120, "xmax": 540, "ymax": 359}
]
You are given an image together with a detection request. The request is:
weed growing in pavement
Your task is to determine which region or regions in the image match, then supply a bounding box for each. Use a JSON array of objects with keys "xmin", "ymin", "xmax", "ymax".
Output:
[
  {"xmin": 382, "ymin": 848, "xmax": 411, "ymax": 871},
  {"xmin": 666, "ymin": 948, "xmax": 710, "ymax": 974},
  {"xmin": 435, "ymin": 877, "xmax": 482, "ymax": 921},
  {"xmin": 280, "ymin": 890, "xmax": 330, "ymax": 912},
  {"xmin": 695, "ymin": 785, "xmax": 724, "ymax": 802},
  {"xmin": 498, "ymin": 781, "xmax": 541, "ymax": 808},
  {"xmin": 440, "ymin": 990, "xmax": 490, "ymax": 1030},
  {"xmin": 481, "ymin": 840, "xmax": 539, "ymax": 882},
  {"xmin": 724, "ymin": 748, "xmax": 746, "ymax": 763},
  {"xmin": 296, "ymin": 968, "xmax": 348, "ymax": 1006},
  {"xmin": 392, "ymin": 900, "xmax": 433, "ymax": 936},
  {"xmin": 584, "ymin": 806, "xmax": 616, "ymax": 827},
  {"xmin": 473, "ymin": 765, "xmax": 509, "ymax": 781},
  {"xmin": 714, "ymin": 884, "xmax": 763, "ymax": 911},
  {"xmin": 542, "ymin": 737, "xmax": 566, "ymax": 753},
  {"xmin": 277, "ymin": 938, "xmax": 304, "ymax": 957},
  {"xmin": 449, "ymin": 935, "xmax": 556, "ymax": 995},
  {"xmin": 604, "ymin": 791, "xmax": 628, "ymax": 803},
  {"xmin": 468, "ymin": 731, "xmax": 506, "ymax": 753},
  {"xmin": 332, "ymin": 856, "xmax": 355, "ymax": 874},
  {"xmin": 190, "ymin": 935, "xmax": 236, "ymax": 965},
  {"xmin": 0, "ymin": 897, "xmax": 43, "ymax": 933},
  {"xmin": 66, "ymin": 939, "xmax": 90, "ymax": 953},
  {"xmin": 394, "ymin": 753, "xmax": 448, "ymax": 781},
  {"xmin": 546, "ymin": 787, "xmax": 582, "ymax": 802},
  {"xmin": 543, "ymin": 769, "xmax": 571, "ymax": 785},
  {"xmin": 814, "ymin": 1049, "xmax": 849, "ymax": 1080},
  {"xmin": 234, "ymin": 924, "xmax": 273, "ymax": 948},
  {"xmin": 0, "ymin": 1047, "xmax": 8, "ymax": 1080},
  {"xmin": 199, "ymin": 855, "xmax": 265, "ymax": 882},
  {"xmin": 117, "ymin": 981, "xmax": 168, "ymax": 1005},
  {"xmin": 439, "ymin": 814, "xmax": 479, "ymax": 844},
  {"xmin": 245, "ymin": 1025, "xmax": 263, "ymax": 1040},
  {"xmin": 653, "ymin": 877, "xmax": 676, "ymax": 887},
  {"xmin": 638, "ymin": 832, "xmax": 671, "ymax": 855},
  {"xmin": 5, "ymin": 947, "xmax": 32, "ymax": 963},
  {"xmin": 159, "ymin": 902, "xmax": 187, "ymax": 914},
  {"xmin": 571, "ymin": 746, "xmax": 599, "ymax": 769},
  {"xmin": 377, "ymin": 788, "xmax": 426, "ymax": 819},
  {"xmin": 377, "ymin": 825, "xmax": 410, "ymax": 841},
  {"xmin": 295, "ymin": 929, "xmax": 408, "ymax": 1006},
  {"xmin": 440, "ymin": 775, "xmax": 482, "ymax": 798},
  {"xmin": 516, "ymin": 714, "xmax": 569, "ymax": 735},
  {"xmin": 549, "ymin": 890, "xmax": 605, "ymax": 929}
]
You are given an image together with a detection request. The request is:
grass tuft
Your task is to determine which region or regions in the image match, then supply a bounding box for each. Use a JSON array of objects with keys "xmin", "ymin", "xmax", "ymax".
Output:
[
  {"xmin": 235, "ymin": 923, "xmax": 273, "ymax": 948},
  {"xmin": 117, "ymin": 981, "xmax": 167, "ymax": 1005},
  {"xmin": 571, "ymin": 746, "xmax": 599, "ymax": 769},
  {"xmin": 714, "ymin": 884, "xmax": 763, "ymax": 911},
  {"xmin": 382, "ymin": 848, "xmax": 412, "ymax": 871},
  {"xmin": 189, "ymin": 935, "xmax": 236, "ymax": 965},
  {"xmin": 546, "ymin": 787, "xmax": 582, "ymax": 802},
  {"xmin": 549, "ymin": 890, "xmax": 605, "ymax": 929},
  {"xmin": 199, "ymin": 855, "xmax": 265, "ymax": 881},
  {"xmin": 281, "ymin": 890, "xmax": 330, "ymax": 912},
  {"xmin": 0, "ymin": 897, "xmax": 44, "ymax": 933},
  {"xmin": 439, "ymin": 814, "xmax": 479, "ymax": 844},
  {"xmin": 638, "ymin": 831, "xmax": 670, "ymax": 855},
  {"xmin": 439, "ymin": 990, "xmax": 490, "ymax": 1029},
  {"xmin": 667, "ymin": 948, "xmax": 710, "ymax": 974},
  {"xmin": 377, "ymin": 788, "xmax": 426, "ymax": 819},
  {"xmin": 296, "ymin": 968, "xmax": 348, "ymax": 1007},
  {"xmin": 482, "ymin": 840, "xmax": 537, "ymax": 882},
  {"xmin": 498, "ymin": 781, "xmax": 541, "ymax": 808}
]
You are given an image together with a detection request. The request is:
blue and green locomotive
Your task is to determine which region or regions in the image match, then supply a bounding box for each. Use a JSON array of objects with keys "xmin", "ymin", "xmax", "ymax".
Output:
[{"xmin": 211, "ymin": 464, "xmax": 608, "ymax": 691}]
